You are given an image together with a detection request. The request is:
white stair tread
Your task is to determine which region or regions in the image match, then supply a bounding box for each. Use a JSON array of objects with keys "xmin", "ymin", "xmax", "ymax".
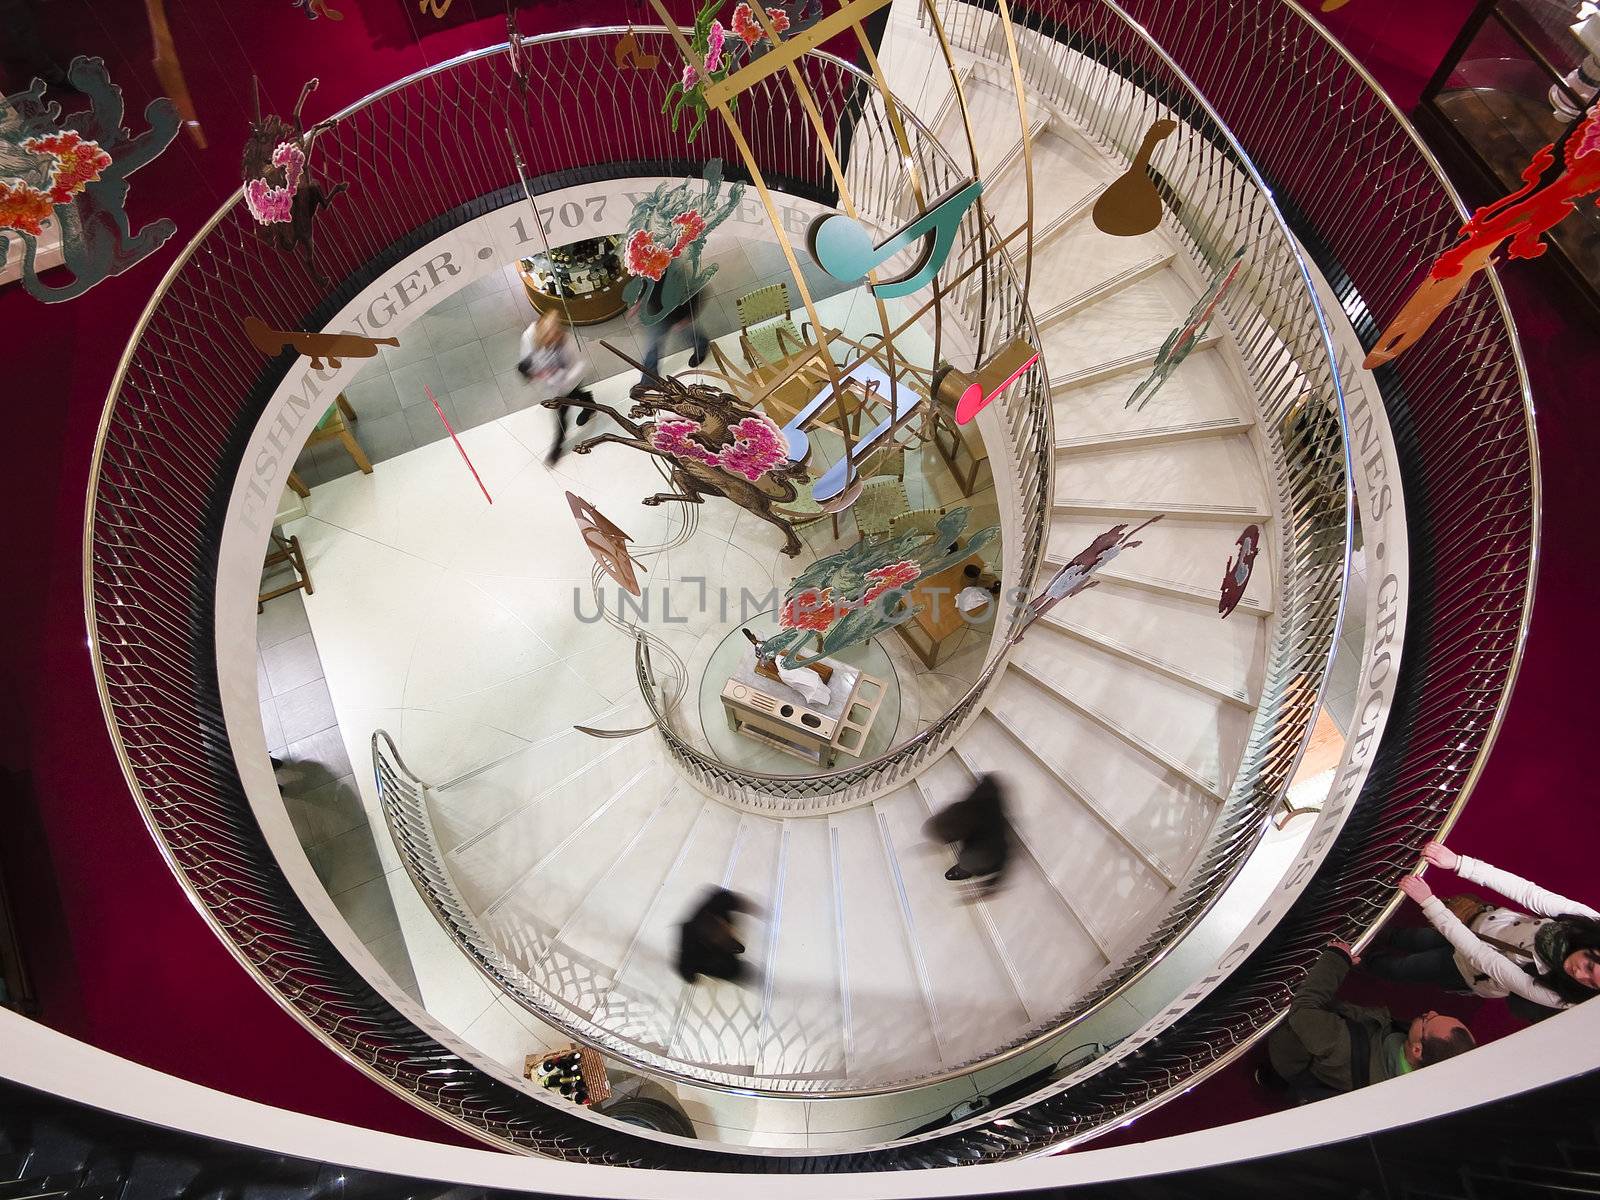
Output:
[
  {"xmin": 1009, "ymin": 630, "xmax": 1250, "ymax": 795},
  {"xmin": 1054, "ymin": 346, "xmax": 1249, "ymax": 438},
  {"xmin": 1040, "ymin": 274, "xmax": 1187, "ymax": 368},
  {"xmin": 959, "ymin": 714, "xmax": 1175, "ymax": 951},
  {"xmin": 916, "ymin": 756, "xmax": 1108, "ymax": 1021},
  {"xmin": 444, "ymin": 747, "xmax": 651, "ymax": 915},
  {"xmin": 980, "ymin": 126, "xmax": 1103, "ymax": 236},
  {"xmin": 1031, "ymin": 211, "xmax": 1173, "ymax": 310},
  {"xmin": 758, "ymin": 820, "xmax": 847, "ymax": 1077},
  {"xmin": 1037, "ymin": 583, "xmax": 1266, "ymax": 698},
  {"xmin": 873, "ymin": 788, "xmax": 1029, "ymax": 1066},
  {"xmin": 488, "ymin": 765, "xmax": 665, "ymax": 931},
  {"xmin": 557, "ymin": 787, "xmax": 705, "ymax": 973},
  {"xmin": 1047, "ymin": 513, "xmax": 1276, "ymax": 601},
  {"xmin": 985, "ymin": 675, "xmax": 1219, "ymax": 881},
  {"xmin": 1055, "ymin": 437, "xmax": 1270, "ymax": 513},
  {"xmin": 829, "ymin": 803, "xmax": 941, "ymax": 1081},
  {"xmin": 669, "ymin": 816, "xmax": 781, "ymax": 1072}
]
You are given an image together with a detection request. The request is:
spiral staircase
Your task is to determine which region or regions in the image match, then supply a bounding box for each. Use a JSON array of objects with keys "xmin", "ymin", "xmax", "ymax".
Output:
[{"xmin": 65, "ymin": 0, "xmax": 1544, "ymax": 1177}]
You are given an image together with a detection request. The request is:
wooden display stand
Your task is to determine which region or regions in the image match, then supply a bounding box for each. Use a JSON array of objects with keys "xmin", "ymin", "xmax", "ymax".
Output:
[
  {"xmin": 524, "ymin": 1044, "xmax": 612, "ymax": 1105},
  {"xmin": 517, "ymin": 261, "xmax": 628, "ymax": 326}
]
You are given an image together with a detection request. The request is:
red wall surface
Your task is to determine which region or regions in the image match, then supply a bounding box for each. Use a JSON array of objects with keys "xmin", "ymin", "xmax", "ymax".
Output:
[{"xmin": 0, "ymin": 0, "xmax": 1595, "ymax": 1148}]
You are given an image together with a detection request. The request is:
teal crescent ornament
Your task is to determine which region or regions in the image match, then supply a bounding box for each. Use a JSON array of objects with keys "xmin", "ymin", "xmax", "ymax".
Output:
[{"xmin": 807, "ymin": 178, "xmax": 983, "ymax": 299}]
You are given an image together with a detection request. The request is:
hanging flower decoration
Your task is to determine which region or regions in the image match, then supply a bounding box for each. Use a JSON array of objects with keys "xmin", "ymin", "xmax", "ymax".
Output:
[
  {"xmin": 0, "ymin": 181, "xmax": 56, "ymax": 237},
  {"xmin": 649, "ymin": 413, "xmax": 788, "ymax": 482},
  {"xmin": 0, "ymin": 56, "xmax": 180, "ymax": 302},
  {"xmin": 781, "ymin": 588, "xmax": 844, "ymax": 632},
  {"xmin": 26, "ymin": 131, "xmax": 114, "ymax": 202},
  {"xmin": 624, "ymin": 228, "xmax": 676, "ymax": 281},
  {"xmin": 663, "ymin": 0, "xmax": 814, "ymax": 141},
  {"xmin": 240, "ymin": 78, "xmax": 347, "ymax": 285},
  {"xmin": 243, "ymin": 141, "xmax": 306, "ymax": 225},
  {"xmin": 758, "ymin": 508, "xmax": 999, "ymax": 668},
  {"xmin": 1, "ymin": 129, "xmax": 114, "ymax": 238},
  {"xmin": 731, "ymin": 2, "xmax": 789, "ymax": 46},
  {"xmin": 621, "ymin": 159, "xmax": 745, "ymax": 324}
]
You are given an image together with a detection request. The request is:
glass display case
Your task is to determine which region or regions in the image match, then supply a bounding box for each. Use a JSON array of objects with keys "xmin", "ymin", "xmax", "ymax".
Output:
[
  {"xmin": 516, "ymin": 235, "xmax": 628, "ymax": 325},
  {"xmin": 1417, "ymin": 0, "xmax": 1600, "ymax": 314}
]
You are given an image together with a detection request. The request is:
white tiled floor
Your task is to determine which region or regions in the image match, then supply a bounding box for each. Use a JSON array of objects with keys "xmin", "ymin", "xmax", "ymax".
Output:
[{"xmin": 291, "ymin": 231, "xmax": 858, "ymax": 487}]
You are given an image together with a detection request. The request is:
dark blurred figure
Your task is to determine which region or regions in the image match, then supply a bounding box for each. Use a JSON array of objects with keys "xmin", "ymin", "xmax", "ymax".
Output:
[
  {"xmin": 676, "ymin": 887, "xmax": 755, "ymax": 984},
  {"xmin": 640, "ymin": 272, "xmax": 709, "ymax": 384},
  {"xmin": 925, "ymin": 773, "xmax": 1012, "ymax": 889}
]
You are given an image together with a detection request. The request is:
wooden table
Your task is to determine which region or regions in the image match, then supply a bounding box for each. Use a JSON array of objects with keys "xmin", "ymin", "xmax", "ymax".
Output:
[{"xmin": 897, "ymin": 554, "xmax": 995, "ymax": 668}]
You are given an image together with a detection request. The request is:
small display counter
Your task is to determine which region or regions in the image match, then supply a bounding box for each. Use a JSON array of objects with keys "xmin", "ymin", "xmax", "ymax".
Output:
[{"xmin": 517, "ymin": 235, "xmax": 628, "ymax": 325}]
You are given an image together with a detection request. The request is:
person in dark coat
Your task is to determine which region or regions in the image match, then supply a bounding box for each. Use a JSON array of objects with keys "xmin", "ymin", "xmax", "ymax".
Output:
[
  {"xmin": 924, "ymin": 773, "xmax": 1012, "ymax": 888},
  {"xmin": 676, "ymin": 888, "xmax": 755, "ymax": 984},
  {"xmin": 1262, "ymin": 942, "xmax": 1475, "ymax": 1104},
  {"xmin": 640, "ymin": 268, "xmax": 709, "ymax": 384}
]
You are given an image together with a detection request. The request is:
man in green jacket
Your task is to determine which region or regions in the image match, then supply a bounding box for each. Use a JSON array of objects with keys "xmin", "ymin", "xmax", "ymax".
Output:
[{"xmin": 1263, "ymin": 941, "xmax": 1475, "ymax": 1103}]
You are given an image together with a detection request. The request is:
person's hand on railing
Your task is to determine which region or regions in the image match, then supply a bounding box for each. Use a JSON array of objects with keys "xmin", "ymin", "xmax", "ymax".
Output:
[
  {"xmin": 1421, "ymin": 840, "xmax": 1459, "ymax": 871},
  {"xmin": 1398, "ymin": 874, "xmax": 1434, "ymax": 905},
  {"xmin": 1328, "ymin": 937, "xmax": 1361, "ymax": 965}
]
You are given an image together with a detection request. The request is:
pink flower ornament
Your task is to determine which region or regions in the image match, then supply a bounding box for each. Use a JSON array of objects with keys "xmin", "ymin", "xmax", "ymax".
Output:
[{"xmin": 244, "ymin": 141, "xmax": 307, "ymax": 226}]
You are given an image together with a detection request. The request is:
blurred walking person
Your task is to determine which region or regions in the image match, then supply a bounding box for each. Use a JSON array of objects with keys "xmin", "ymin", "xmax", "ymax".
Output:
[{"xmin": 925, "ymin": 773, "xmax": 1012, "ymax": 891}]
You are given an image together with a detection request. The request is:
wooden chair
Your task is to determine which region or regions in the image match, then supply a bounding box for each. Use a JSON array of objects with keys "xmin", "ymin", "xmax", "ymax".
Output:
[
  {"xmin": 737, "ymin": 283, "xmax": 804, "ymax": 369},
  {"xmin": 258, "ymin": 528, "xmax": 312, "ymax": 613},
  {"xmin": 852, "ymin": 477, "xmax": 909, "ymax": 542},
  {"xmin": 888, "ymin": 506, "xmax": 949, "ymax": 543},
  {"xmin": 305, "ymin": 394, "xmax": 372, "ymax": 475}
]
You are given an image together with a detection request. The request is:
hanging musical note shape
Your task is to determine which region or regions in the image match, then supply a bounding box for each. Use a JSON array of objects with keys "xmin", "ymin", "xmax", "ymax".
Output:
[
  {"xmin": 1093, "ymin": 118, "xmax": 1177, "ymax": 237},
  {"xmin": 242, "ymin": 317, "xmax": 397, "ymax": 370},
  {"xmin": 418, "ymin": 0, "xmax": 453, "ymax": 17},
  {"xmin": 1364, "ymin": 107, "xmax": 1600, "ymax": 368},
  {"xmin": 568, "ymin": 492, "xmax": 647, "ymax": 596},
  {"xmin": 1219, "ymin": 524, "xmax": 1260, "ymax": 618},
  {"xmin": 613, "ymin": 29, "xmax": 661, "ymax": 71},
  {"xmin": 936, "ymin": 340, "xmax": 1040, "ymax": 426},
  {"xmin": 808, "ymin": 178, "xmax": 984, "ymax": 299}
]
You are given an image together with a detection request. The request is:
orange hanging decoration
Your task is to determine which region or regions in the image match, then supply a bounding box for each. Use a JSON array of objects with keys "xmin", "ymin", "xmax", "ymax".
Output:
[{"xmin": 1365, "ymin": 107, "xmax": 1600, "ymax": 368}]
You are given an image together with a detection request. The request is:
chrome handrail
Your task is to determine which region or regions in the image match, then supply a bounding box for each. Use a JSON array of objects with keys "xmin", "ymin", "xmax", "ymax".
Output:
[{"xmin": 83, "ymin": 7, "xmax": 1533, "ymax": 1168}]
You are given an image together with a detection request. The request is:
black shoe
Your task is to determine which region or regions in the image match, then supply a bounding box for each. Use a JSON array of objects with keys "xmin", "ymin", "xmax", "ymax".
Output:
[
  {"xmin": 575, "ymin": 407, "xmax": 593, "ymax": 427},
  {"xmin": 688, "ymin": 350, "xmax": 706, "ymax": 368},
  {"xmin": 944, "ymin": 864, "xmax": 973, "ymax": 882}
]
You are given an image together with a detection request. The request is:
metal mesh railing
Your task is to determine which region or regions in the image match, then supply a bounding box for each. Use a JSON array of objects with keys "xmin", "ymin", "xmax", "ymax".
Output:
[{"xmin": 84, "ymin": 6, "xmax": 1533, "ymax": 1170}]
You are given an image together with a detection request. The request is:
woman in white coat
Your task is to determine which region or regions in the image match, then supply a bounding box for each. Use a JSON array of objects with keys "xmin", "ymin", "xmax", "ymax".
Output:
[
  {"xmin": 518, "ymin": 311, "xmax": 594, "ymax": 465},
  {"xmin": 1369, "ymin": 840, "xmax": 1600, "ymax": 1018}
]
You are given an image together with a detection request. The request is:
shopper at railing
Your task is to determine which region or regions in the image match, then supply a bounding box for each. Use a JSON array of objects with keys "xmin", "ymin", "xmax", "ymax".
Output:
[
  {"xmin": 675, "ymin": 888, "xmax": 757, "ymax": 985},
  {"xmin": 1367, "ymin": 841, "xmax": 1600, "ymax": 1020},
  {"xmin": 518, "ymin": 311, "xmax": 595, "ymax": 465},
  {"xmin": 924, "ymin": 773, "xmax": 1013, "ymax": 893},
  {"xmin": 1258, "ymin": 942, "xmax": 1475, "ymax": 1104}
]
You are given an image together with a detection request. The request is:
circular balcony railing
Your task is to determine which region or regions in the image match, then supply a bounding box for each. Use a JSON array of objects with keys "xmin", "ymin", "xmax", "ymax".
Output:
[{"xmin": 84, "ymin": 0, "xmax": 1533, "ymax": 1169}]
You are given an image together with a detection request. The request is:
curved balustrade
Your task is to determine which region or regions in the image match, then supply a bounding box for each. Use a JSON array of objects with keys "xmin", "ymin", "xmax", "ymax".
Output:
[
  {"xmin": 82, "ymin": 1, "xmax": 1532, "ymax": 1170},
  {"xmin": 378, "ymin": 18, "xmax": 1350, "ymax": 1100}
]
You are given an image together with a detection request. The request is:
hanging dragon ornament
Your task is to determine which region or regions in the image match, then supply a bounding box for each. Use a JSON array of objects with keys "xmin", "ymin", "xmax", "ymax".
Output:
[
  {"xmin": 548, "ymin": 346, "xmax": 811, "ymax": 555},
  {"xmin": 621, "ymin": 158, "xmax": 745, "ymax": 324},
  {"xmin": 759, "ymin": 507, "xmax": 1000, "ymax": 669},
  {"xmin": 0, "ymin": 56, "xmax": 179, "ymax": 303},
  {"xmin": 241, "ymin": 78, "xmax": 348, "ymax": 286},
  {"xmin": 663, "ymin": 0, "xmax": 822, "ymax": 140}
]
